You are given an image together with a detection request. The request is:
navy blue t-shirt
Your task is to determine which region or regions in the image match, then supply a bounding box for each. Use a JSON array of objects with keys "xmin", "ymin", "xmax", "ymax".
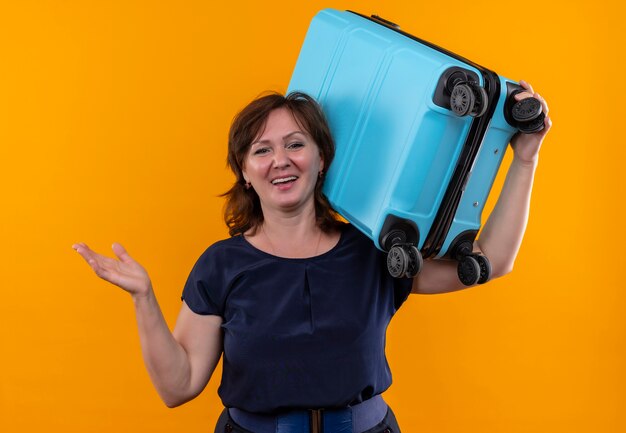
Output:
[{"xmin": 181, "ymin": 223, "xmax": 412, "ymax": 414}]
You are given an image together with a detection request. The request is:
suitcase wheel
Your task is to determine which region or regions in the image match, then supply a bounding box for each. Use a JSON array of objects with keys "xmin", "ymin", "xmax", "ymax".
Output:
[
  {"xmin": 472, "ymin": 254, "xmax": 492, "ymax": 284},
  {"xmin": 511, "ymin": 96, "xmax": 542, "ymax": 122},
  {"xmin": 509, "ymin": 94, "xmax": 546, "ymax": 134},
  {"xmin": 387, "ymin": 244, "xmax": 423, "ymax": 278},
  {"xmin": 450, "ymin": 83, "xmax": 487, "ymax": 118},
  {"xmin": 404, "ymin": 245, "xmax": 423, "ymax": 278},
  {"xmin": 450, "ymin": 83, "xmax": 475, "ymax": 116},
  {"xmin": 457, "ymin": 255, "xmax": 481, "ymax": 286},
  {"xmin": 387, "ymin": 245, "xmax": 409, "ymax": 278},
  {"xmin": 469, "ymin": 86, "xmax": 488, "ymax": 117},
  {"xmin": 518, "ymin": 112, "xmax": 546, "ymax": 134}
]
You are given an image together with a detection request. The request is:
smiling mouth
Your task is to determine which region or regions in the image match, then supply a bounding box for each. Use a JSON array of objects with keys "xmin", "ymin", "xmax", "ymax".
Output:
[{"xmin": 271, "ymin": 176, "xmax": 298, "ymax": 185}]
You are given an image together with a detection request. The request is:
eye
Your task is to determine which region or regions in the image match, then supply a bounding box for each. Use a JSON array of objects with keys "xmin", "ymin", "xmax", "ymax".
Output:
[
  {"xmin": 252, "ymin": 147, "xmax": 270, "ymax": 155},
  {"xmin": 287, "ymin": 142, "xmax": 304, "ymax": 150}
]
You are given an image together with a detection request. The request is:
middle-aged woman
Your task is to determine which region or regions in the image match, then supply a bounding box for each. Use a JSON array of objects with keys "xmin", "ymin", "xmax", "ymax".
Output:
[{"xmin": 73, "ymin": 81, "xmax": 551, "ymax": 433}]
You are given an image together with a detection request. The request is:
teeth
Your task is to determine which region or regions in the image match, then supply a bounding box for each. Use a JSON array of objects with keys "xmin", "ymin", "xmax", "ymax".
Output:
[{"xmin": 272, "ymin": 176, "xmax": 297, "ymax": 185}]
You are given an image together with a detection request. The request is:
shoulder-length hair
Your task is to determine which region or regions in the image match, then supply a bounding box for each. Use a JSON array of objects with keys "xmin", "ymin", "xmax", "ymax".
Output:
[{"xmin": 222, "ymin": 91, "xmax": 341, "ymax": 236}]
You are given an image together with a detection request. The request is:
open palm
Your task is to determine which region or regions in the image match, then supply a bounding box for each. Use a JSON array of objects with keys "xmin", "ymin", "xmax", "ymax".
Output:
[{"xmin": 72, "ymin": 242, "xmax": 152, "ymax": 297}]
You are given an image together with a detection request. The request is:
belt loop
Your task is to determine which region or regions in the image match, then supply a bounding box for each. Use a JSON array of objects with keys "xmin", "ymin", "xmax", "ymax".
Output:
[{"xmin": 310, "ymin": 409, "xmax": 323, "ymax": 433}]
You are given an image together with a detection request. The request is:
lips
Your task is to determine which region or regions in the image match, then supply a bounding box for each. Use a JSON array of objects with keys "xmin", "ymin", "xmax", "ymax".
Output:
[{"xmin": 271, "ymin": 176, "xmax": 298, "ymax": 185}]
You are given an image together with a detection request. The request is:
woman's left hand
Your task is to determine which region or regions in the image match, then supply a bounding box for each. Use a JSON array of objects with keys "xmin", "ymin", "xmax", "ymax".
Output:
[{"xmin": 510, "ymin": 80, "xmax": 552, "ymax": 165}]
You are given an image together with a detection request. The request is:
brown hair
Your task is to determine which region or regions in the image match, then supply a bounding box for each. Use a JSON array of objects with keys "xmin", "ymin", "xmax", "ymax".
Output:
[{"xmin": 222, "ymin": 91, "xmax": 341, "ymax": 236}]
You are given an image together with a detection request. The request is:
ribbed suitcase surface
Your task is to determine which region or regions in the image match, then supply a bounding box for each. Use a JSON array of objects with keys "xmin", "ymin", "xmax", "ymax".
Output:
[{"xmin": 288, "ymin": 9, "xmax": 537, "ymax": 285}]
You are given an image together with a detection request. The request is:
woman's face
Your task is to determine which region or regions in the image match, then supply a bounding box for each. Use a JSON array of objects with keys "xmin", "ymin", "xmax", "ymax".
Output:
[{"xmin": 242, "ymin": 107, "xmax": 324, "ymax": 214}]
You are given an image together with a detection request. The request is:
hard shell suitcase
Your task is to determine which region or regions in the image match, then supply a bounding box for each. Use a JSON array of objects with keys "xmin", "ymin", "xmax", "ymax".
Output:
[{"xmin": 287, "ymin": 9, "xmax": 544, "ymax": 285}]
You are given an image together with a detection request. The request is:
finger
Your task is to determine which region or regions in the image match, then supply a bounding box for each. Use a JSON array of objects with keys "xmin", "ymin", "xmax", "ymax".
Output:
[
  {"xmin": 534, "ymin": 92, "xmax": 549, "ymax": 115},
  {"xmin": 514, "ymin": 91, "xmax": 534, "ymax": 101},
  {"xmin": 544, "ymin": 114, "xmax": 552, "ymax": 133},
  {"xmin": 519, "ymin": 80, "xmax": 535, "ymax": 94},
  {"xmin": 81, "ymin": 251, "xmax": 120, "ymax": 283},
  {"xmin": 73, "ymin": 243, "xmax": 114, "ymax": 271},
  {"xmin": 72, "ymin": 242, "xmax": 89, "ymax": 252},
  {"xmin": 532, "ymin": 115, "xmax": 552, "ymax": 140},
  {"xmin": 88, "ymin": 259, "xmax": 119, "ymax": 284},
  {"xmin": 73, "ymin": 245, "xmax": 101, "ymax": 271},
  {"xmin": 74, "ymin": 242, "xmax": 100, "ymax": 257},
  {"xmin": 72, "ymin": 242, "xmax": 96, "ymax": 263},
  {"xmin": 112, "ymin": 242, "xmax": 134, "ymax": 264}
]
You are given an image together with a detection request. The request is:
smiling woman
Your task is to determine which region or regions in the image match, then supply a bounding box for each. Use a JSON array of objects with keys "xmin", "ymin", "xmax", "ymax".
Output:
[
  {"xmin": 72, "ymin": 87, "xmax": 550, "ymax": 433},
  {"xmin": 243, "ymin": 111, "xmax": 323, "ymax": 215},
  {"xmin": 222, "ymin": 92, "xmax": 341, "ymax": 239}
]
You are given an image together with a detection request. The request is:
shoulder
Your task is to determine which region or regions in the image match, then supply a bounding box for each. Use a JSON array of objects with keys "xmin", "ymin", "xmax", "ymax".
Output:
[
  {"xmin": 195, "ymin": 235, "xmax": 257, "ymax": 260},
  {"xmin": 193, "ymin": 236, "xmax": 238, "ymax": 264},
  {"xmin": 319, "ymin": 222, "xmax": 382, "ymax": 267},
  {"xmin": 336, "ymin": 222, "xmax": 378, "ymax": 251},
  {"xmin": 197, "ymin": 235, "xmax": 244, "ymax": 258},
  {"xmin": 190, "ymin": 235, "xmax": 265, "ymax": 276},
  {"xmin": 183, "ymin": 236, "xmax": 255, "ymax": 316}
]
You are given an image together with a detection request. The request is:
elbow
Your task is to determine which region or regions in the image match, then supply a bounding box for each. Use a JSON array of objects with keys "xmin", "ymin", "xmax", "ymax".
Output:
[
  {"xmin": 163, "ymin": 398, "xmax": 182, "ymax": 409},
  {"xmin": 155, "ymin": 370, "xmax": 201, "ymax": 409},
  {"xmin": 162, "ymin": 395, "xmax": 184, "ymax": 409},
  {"xmin": 489, "ymin": 260, "xmax": 515, "ymax": 280},
  {"xmin": 160, "ymin": 391, "xmax": 195, "ymax": 409},
  {"xmin": 163, "ymin": 396, "xmax": 190, "ymax": 409}
]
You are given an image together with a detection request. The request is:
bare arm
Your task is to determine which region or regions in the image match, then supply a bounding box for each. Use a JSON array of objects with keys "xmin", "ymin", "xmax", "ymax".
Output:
[
  {"xmin": 72, "ymin": 242, "xmax": 222, "ymax": 407},
  {"xmin": 134, "ymin": 293, "xmax": 223, "ymax": 407},
  {"xmin": 412, "ymin": 81, "xmax": 552, "ymax": 294}
]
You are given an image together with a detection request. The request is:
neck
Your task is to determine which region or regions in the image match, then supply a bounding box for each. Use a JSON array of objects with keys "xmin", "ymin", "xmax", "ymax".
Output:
[
  {"xmin": 248, "ymin": 201, "xmax": 325, "ymax": 258},
  {"xmin": 259, "ymin": 201, "xmax": 319, "ymax": 239}
]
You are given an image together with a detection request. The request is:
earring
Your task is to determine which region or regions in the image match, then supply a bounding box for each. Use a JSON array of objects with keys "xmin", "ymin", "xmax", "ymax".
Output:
[
  {"xmin": 318, "ymin": 171, "xmax": 324, "ymax": 178},
  {"xmin": 244, "ymin": 181, "xmax": 251, "ymax": 190}
]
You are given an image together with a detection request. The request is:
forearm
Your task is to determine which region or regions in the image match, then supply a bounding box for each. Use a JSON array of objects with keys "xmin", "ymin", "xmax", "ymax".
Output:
[
  {"xmin": 413, "ymin": 158, "xmax": 538, "ymax": 294},
  {"xmin": 412, "ymin": 258, "xmax": 467, "ymax": 294},
  {"xmin": 412, "ymin": 82, "xmax": 549, "ymax": 295},
  {"xmin": 132, "ymin": 289, "xmax": 193, "ymax": 407},
  {"xmin": 476, "ymin": 156, "xmax": 538, "ymax": 277}
]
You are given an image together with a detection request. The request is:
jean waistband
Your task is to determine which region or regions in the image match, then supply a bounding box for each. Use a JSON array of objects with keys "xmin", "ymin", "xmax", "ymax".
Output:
[{"xmin": 228, "ymin": 395, "xmax": 387, "ymax": 433}]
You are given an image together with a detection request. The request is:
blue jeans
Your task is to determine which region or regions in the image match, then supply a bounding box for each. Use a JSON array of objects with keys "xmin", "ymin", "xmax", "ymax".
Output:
[{"xmin": 214, "ymin": 406, "xmax": 401, "ymax": 433}]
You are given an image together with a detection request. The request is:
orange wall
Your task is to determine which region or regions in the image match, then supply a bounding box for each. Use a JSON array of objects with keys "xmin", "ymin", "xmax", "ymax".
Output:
[{"xmin": 1, "ymin": 1, "xmax": 624, "ymax": 432}]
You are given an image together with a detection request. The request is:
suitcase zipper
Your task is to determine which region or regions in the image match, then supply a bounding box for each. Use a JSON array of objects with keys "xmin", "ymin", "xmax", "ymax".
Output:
[
  {"xmin": 351, "ymin": 10, "xmax": 502, "ymax": 258},
  {"xmin": 421, "ymin": 70, "xmax": 500, "ymax": 258}
]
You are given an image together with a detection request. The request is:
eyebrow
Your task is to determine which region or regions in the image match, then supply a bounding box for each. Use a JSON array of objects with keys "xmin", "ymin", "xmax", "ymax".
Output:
[{"xmin": 251, "ymin": 131, "xmax": 306, "ymax": 146}]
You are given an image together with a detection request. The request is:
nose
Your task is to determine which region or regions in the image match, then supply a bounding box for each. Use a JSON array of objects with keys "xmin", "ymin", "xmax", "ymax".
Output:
[{"xmin": 272, "ymin": 146, "xmax": 291, "ymax": 169}]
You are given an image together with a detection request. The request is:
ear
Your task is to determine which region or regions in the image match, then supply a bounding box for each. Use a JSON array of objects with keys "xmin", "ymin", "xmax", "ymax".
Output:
[
  {"xmin": 241, "ymin": 164, "xmax": 248, "ymax": 183},
  {"xmin": 319, "ymin": 152, "xmax": 325, "ymax": 173}
]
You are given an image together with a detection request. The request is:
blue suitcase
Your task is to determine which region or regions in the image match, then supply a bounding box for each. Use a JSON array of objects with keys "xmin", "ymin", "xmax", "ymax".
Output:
[{"xmin": 287, "ymin": 9, "xmax": 545, "ymax": 285}]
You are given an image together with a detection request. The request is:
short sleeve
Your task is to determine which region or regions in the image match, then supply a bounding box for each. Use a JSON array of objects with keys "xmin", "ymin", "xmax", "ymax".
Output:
[
  {"xmin": 180, "ymin": 244, "xmax": 228, "ymax": 316},
  {"xmin": 393, "ymin": 276, "xmax": 413, "ymax": 312}
]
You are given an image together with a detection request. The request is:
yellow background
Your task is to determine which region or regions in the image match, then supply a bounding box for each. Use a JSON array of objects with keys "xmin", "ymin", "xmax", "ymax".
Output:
[{"xmin": 0, "ymin": 0, "xmax": 623, "ymax": 432}]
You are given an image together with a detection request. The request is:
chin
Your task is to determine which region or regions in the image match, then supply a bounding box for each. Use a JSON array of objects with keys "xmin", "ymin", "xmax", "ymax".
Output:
[
  {"xmin": 271, "ymin": 195, "xmax": 312, "ymax": 212},
  {"xmin": 275, "ymin": 200, "xmax": 305, "ymax": 211}
]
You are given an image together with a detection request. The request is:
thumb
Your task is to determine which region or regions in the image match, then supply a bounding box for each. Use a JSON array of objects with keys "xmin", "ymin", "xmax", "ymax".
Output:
[{"xmin": 111, "ymin": 242, "xmax": 134, "ymax": 263}]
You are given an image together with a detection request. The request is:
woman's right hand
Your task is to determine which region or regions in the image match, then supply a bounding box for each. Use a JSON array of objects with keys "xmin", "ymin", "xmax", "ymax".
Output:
[{"xmin": 72, "ymin": 242, "xmax": 152, "ymax": 298}]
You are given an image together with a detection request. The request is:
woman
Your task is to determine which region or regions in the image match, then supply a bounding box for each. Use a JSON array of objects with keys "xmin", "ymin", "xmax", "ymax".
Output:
[{"xmin": 72, "ymin": 81, "xmax": 551, "ymax": 433}]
